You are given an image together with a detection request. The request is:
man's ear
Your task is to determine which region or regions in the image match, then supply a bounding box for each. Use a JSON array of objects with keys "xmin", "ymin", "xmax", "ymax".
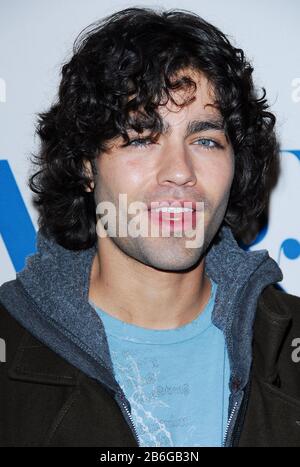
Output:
[{"xmin": 83, "ymin": 159, "xmax": 95, "ymax": 192}]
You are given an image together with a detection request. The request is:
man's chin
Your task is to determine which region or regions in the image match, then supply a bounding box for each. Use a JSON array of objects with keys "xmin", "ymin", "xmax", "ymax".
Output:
[
  {"xmin": 145, "ymin": 255, "xmax": 204, "ymax": 273},
  {"xmin": 136, "ymin": 241, "xmax": 206, "ymax": 272},
  {"xmin": 106, "ymin": 230, "xmax": 208, "ymax": 271}
]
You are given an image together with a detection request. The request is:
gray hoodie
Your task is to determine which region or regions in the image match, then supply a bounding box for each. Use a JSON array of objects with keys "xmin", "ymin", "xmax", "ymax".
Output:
[{"xmin": 0, "ymin": 224, "xmax": 283, "ymax": 446}]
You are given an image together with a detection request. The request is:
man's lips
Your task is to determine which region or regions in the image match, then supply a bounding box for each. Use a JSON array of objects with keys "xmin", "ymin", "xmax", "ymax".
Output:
[
  {"xmin": 145, "ymin": 200, "xmax": 202, "ymax": 232},
  {"xmin": 147, "ymin": 200, "xmax": 201, "ymax": 211}
]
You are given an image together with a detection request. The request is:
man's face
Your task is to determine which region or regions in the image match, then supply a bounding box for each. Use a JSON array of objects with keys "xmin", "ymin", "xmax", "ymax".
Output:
[{"xmin": 93, "ymin": 69, "xmax": 235, "ymax": 271}]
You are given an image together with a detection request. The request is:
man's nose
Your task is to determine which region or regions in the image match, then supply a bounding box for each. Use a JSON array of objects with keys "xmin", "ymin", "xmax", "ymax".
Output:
[{"xmin": 156, "ymin": 142, "xmax": 197, "ymax": 187}]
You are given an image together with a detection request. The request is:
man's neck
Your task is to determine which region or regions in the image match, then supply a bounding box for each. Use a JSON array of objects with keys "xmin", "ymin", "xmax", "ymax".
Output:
[{"xmin": 88, "ymin": 237, "xmax": 211, "ymax": 330}]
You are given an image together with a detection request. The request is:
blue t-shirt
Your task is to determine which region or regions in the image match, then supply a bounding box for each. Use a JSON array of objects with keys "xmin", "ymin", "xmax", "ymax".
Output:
[{"xmin": 89, "ymin": 278, "xmax": 230, "ymax": 447}]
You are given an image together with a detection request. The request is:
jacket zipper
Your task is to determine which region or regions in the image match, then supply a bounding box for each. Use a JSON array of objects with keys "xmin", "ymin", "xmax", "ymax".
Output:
[
  {"xmin": 115, "ymin": 392, "xmax": 141, "ymax": 447},
  {"xmin": 222, "ymin": 401, "xmax": 238, "ymax": 447},
  {"xmin": 229, "ymin": 378, "xmax": 252, "ymax": 447}
]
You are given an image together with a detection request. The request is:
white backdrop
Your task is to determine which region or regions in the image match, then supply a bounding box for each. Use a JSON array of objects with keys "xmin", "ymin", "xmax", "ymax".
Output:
[{"xmin": 0, "ymin": 0, "xmax": 299, "ymax": 295}]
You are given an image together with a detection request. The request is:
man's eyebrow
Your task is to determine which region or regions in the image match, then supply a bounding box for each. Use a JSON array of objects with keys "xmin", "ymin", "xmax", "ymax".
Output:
[
  {"xmin": 183, "ymin": 118, "xmax": 226, "ymax": 138},
  {"xmin": 126, "ymin": 117, "xmax": 227, "ymax": 138}
]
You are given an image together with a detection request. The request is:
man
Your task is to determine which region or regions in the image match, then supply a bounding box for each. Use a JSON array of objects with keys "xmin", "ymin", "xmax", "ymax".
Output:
[{"xmin": 0, "ymin": 7, "xmax": 299, "ymax": 447}]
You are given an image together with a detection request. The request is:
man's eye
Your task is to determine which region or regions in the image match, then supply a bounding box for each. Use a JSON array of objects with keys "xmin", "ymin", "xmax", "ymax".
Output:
[
  {"xmin": 126, "ymin": 138, "xmax": 154, "ymax": 148},
  {"xmin": 193, "ymin": 138, "xmax": 223, "ymax": 150}
]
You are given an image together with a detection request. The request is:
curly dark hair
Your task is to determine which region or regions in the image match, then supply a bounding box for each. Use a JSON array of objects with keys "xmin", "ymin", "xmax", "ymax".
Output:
[{"xmin": 28, "ymin": 6, "xmax": 280, "ymax": 250}]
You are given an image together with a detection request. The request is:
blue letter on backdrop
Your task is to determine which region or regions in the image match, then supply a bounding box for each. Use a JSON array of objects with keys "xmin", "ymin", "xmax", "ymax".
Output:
[{"xmin": 0, "ymin": 159, "xmax": 36, "ymax": 272}]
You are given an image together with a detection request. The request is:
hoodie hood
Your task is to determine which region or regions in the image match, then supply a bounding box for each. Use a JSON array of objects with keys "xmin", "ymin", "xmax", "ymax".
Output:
[{"xmin": 0, "ymin": 224, "xmax": 283, "ymax": 398}]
